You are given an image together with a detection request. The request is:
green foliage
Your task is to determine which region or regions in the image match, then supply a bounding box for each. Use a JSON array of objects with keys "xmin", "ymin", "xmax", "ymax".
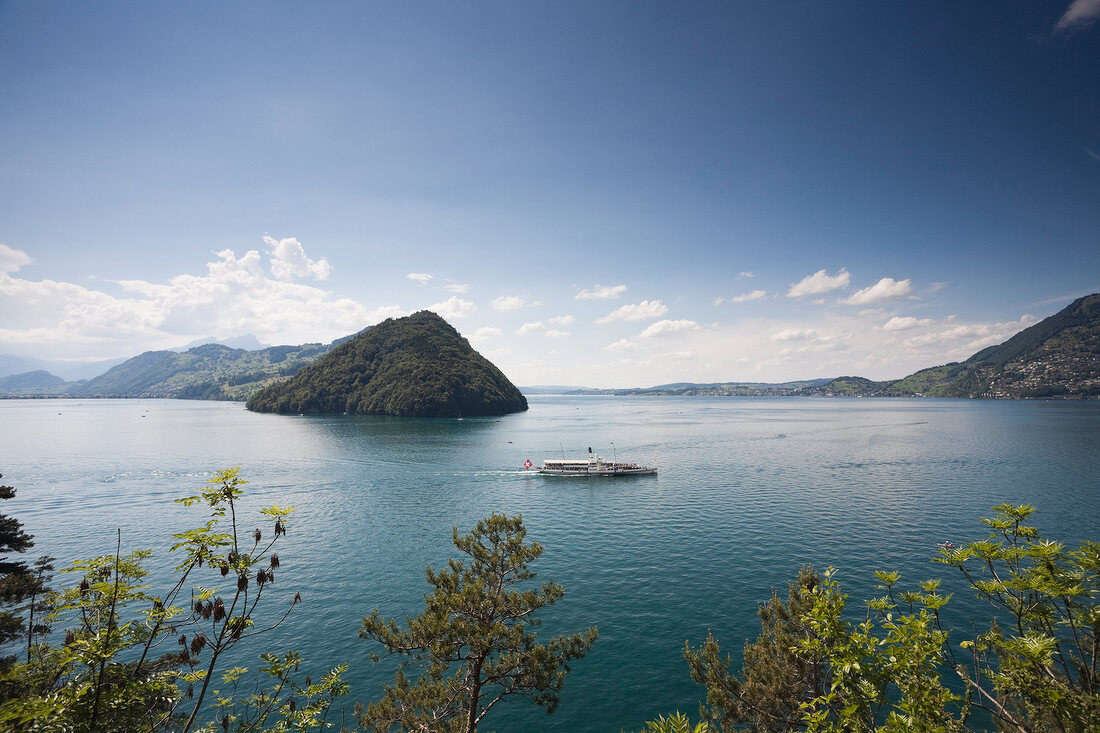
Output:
[
  {"xmin": 793, "ymin": 567, "xmax": 964, "ymax": 732},
  {"xmin": 640, "ymin": 711, "xmax": 710, "ymax": 733},
  {"xmin": 687, "ymin": 504, "xmax": 1099, "ymax": 731},
  {"xmin": 247, "ymin": 311, "xmax": 528, "ymax": 417},
  {"xmin": 685, "ymin": 567, "xmax": 827, "ymax": 732},
  {"xmin": 197, "ymin": 650, "xmax": 349, "ymax": 733},
  {"xmin": 0, "ymin": 468, "xmax": 346, "ymax": 733},
  {"xmin": 936, "ymin": 503, "xmax": 1100, "ymax": 731},
  {"xmin": 357, "ymin": 513, "xmax": 597, "ymax": 733},
  {"xmin": 0, "ymin": 474, "xmax": 53, "ymax": 672}
]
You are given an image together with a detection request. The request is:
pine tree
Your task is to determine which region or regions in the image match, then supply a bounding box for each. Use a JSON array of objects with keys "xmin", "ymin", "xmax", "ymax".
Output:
[
  {"xmin": 358, "ymin": 513, "xmax": 598, "ymax": 733},
  {"xmin": 0, "ymin": 474, "xmax": 50, "ymax": 668}
]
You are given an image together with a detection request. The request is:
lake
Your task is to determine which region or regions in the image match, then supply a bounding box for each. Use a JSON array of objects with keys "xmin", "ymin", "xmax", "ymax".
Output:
[{"xmin": 3, "ymin": 396, "xmax": 1099, "ymax": 731}]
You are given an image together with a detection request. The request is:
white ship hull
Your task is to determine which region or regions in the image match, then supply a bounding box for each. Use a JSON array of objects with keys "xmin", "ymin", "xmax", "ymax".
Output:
[
  {"xmin": 536, "ymin": 449, "xmax": 656, "ymax": 476},
  {"xmin": 537, "ymin": 465, "xmax": 657, "ymax": 476}
]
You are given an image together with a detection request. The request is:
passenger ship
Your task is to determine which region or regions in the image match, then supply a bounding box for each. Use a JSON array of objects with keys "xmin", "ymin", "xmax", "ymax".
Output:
[{"xmin": 535, "ymin": 447, "xmax": 657, "ymax": 476}]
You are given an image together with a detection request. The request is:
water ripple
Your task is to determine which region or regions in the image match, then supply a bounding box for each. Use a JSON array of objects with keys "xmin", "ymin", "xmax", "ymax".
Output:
[{"xmin": 2, "ymin": 396, "xmax": 1098, "ymax": 731}]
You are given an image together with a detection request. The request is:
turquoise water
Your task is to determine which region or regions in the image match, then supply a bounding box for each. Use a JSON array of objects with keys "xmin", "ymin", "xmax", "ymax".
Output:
[{"xmin": 3, "ymin": 396, "xmax": 1099, "ymax": 730}]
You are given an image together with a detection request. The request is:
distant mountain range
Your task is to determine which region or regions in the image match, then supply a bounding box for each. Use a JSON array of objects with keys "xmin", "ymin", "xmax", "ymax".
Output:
[
  {"xmin": 0, "ymin": 334, "xmax": 270, "ymax": 382},
  {"xmin": 0, "ymin": 353, "xmax": 129, "ymax": 381},
  {"xmin": 573, "ymin": 294, "xmax": 1100, "ymax": 399},
  {"xmin": 0, "ymin": 340, "xmax": 341, "ymax": 400},
  {"xmin": 2, "ymin": 293, "xmax": 1097, "ymax": 401},
  {"xmin": 171, "ymin": 334, "xmax": 271, "ymax": 352}
]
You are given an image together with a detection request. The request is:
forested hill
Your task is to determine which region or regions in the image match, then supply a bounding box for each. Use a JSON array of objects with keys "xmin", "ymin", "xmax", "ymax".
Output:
[
  {"xmin": 0, "ymin": 370, "xmax": 67, "ymax": 394},
  {"xmin": 67, "ymin": 341, "xmax": 335, "ymax": 400},
  {"xmin": 880, "ymin": 293, "xmax": 1100, "ymax": 398},
  {"xmin": 245, "ymin": 311, "xmax": 529, "ymax": 417},
  {"xmin": 573, "ymin": 293, "xmax": 1100, "ymax": 399}
]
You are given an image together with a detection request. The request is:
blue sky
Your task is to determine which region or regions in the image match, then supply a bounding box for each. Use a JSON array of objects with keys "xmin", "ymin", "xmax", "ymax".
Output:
[{"xmin": 1, "ymin": 1, "xmax": 1098, "ymax": 387}]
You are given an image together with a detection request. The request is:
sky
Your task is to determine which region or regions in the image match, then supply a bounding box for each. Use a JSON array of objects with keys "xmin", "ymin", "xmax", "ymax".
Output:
[{"xmin": 1, "ymin": 1, "xmax": 1098, "ymax": 388}]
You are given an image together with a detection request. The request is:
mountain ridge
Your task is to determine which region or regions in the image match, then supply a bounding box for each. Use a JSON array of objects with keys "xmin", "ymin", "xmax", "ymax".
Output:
[{"xmin": 2, "ymin": 293, "xmax": 1097, "ymax": 401}]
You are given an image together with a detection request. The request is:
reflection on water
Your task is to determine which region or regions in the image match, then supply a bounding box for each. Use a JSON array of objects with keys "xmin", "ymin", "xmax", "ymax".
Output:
[{"xmin": 3, "ymin": 396, "xmax": 1099, "ymax": 731}]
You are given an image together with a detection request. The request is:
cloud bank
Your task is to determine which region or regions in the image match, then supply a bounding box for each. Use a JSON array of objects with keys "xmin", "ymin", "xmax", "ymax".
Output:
[
  {"xmin": 0, "ymin": 239, "xmax": 391, "ymax": 359},
  {"xmin": 263, "ymin": 236, "xmax": 331, "ymax": 280}
]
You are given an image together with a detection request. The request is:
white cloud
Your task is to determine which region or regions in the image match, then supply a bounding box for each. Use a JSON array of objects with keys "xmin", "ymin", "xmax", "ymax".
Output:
[
  {"xmin": 771, "ymin": 328, "xmax": 819, "ymax": 342},
  {"xmin": 262, "ymin": 236, "xmax": 331, "ymax": 281},
  {"xmin": 471, "ymin": 326, "xmax": 503, "ymax": 339},
  {"xmin": 596, "ymin": 300, "xmax": 669, "ymax": 323},
  {"xmin": 730, "ymin": 289, "xmax": 767, "ymax": 303},
  {"xmin": 501, "ymin": 302, "xmax": 1042, "ymax": 388},
  {"xmin": 0, "ymin": 243, "xmax": 381, "ymax": 358},
  {"xmin": 428, "ymin": 296, "xmax": 476, "ymax": 320},
  {"xmin": 713, "ymin": 297, "xmax": 725, "ymax": 306},
  {"xmin": 787, "ymin": 268, "xmax": 850, "ymax": 297},
  {"xmin": 548, "ymin": 314, "xmax": 575, "ymax": 326},
  {"xmin": 0, "ymin": 244, "xmax": 32, "ymax": 274},
  {"xmin": 444, "ymin": 283, "xmax": 469, "ymax": 294},
  {"xmin": 492, "ymin": 295, "xmax": 537, "ymax": 312},
  {"xmin": 843, "ymin": 277, "xmax": 912, "ymax": 305},
  {"xmin": 479, "ymin": 346, "xmax": 512, "ymax": 361},
  {"xmin": 902, "ymin": 316, "xmax": 1035, "ymax": 354},
  {"xmin": 546, "ymin": 329, "xmax": 570, "ymax": 338},
  {"xmin": 368, "ymin": 305, "xmax": 409, "ymax": 322},
  {"xmin": 738, "ymin": 271, "xmax": 755, "ymax": 279},
  {"xmin": 1056, "ymin": 0, "xmax": 1100, "ymax": 31},
  {"xmin": 406, "ymin": 272, "xmax": 433, "ymax": 285},
  {"xmin": 639, "ymin": 319, "xmax": 699, "ymax": 338},
  {"xmin": 576, "ymin": 284, "xmax": 627, "ymax": 300},
  {"xmin": 883, "ymin": 316, "xmax": 933, "ymax": 331},
  {"xmin": 517, "ymin": 321, "xmax": 546, "ymax": 334}
]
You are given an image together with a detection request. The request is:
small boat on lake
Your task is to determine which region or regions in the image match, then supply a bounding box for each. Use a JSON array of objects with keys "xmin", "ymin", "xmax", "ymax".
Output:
[{"xmin": 535, "ymin": 447, "xmax": 657, "ymax": 476}]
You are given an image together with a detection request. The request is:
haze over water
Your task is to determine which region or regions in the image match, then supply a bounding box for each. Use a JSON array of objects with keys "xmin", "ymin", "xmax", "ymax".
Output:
[{"xmin": 4, "ymin": 396, "xmax": 1099, "ymax": 730}]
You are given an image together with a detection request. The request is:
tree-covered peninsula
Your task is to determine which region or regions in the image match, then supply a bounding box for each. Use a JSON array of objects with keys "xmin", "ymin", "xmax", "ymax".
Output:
[{"xmin": 245, "ymin": 311, "xmax": 528, "ymax": 418}]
